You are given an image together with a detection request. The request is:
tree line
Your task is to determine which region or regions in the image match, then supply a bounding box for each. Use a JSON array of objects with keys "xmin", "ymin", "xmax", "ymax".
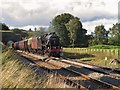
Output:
[
  {"xmin": 50, "ymin": 13, "xmax": 120, "ymax": 47},
  {"xmin": 89, "ymin": 23, "xmax": 120, "ymax": 46},
  {"xmin": 1, "ymin": 13, "xmax": 120, "ymax": 47},
  {"xmin": 0, "ymin": 23, "xmax": 10, "ymax": 30}
]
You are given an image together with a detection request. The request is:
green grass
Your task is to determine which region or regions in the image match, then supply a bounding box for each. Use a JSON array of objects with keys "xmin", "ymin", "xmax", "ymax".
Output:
[
  {"xmin": 0, "ymin": 41, "xmax": 3, "ymax": 49},
  {"xmin": 89, "ymin": 45, "xmax": 120, "ymax": 49},
  {"xmin": 0, "ymin": 30, "xmax": 13, "ymax": 32},
  {"xmin": 63, "ymin": 48, "xmax": 120, "ymax": 68},
  {"xmin": 63, "ymin": 52, "xmax": 95, "ymax": 59}
]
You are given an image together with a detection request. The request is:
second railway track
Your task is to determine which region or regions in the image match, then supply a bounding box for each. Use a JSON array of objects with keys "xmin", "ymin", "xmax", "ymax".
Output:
[
  {"xmin": 16, "ymin": 50, "xmax": 120, "ymax": 90},
  {"xmin": 55, "ymin": 58, "xmax": 120, "ymax": 78}
]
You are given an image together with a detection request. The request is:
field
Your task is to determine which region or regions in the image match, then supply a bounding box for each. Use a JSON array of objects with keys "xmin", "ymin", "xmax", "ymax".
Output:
[{"xmin": 63, "ymin": 48, "xmax": 120, "ymax": 68}]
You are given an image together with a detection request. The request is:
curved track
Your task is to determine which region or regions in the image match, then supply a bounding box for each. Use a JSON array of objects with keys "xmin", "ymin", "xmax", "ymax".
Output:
[
  {"xmin": 55, "ymin": 58, "xmax": 120, "ymax": 78},
  {"xmin": 16, "ymin": 50, "xmax": 120, "ymax": 90}
]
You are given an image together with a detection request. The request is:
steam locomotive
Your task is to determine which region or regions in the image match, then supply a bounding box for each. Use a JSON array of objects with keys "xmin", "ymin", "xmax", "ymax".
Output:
[{"xmin": 13, "ymin": 32, "xmax": 62, "ymax": 57}]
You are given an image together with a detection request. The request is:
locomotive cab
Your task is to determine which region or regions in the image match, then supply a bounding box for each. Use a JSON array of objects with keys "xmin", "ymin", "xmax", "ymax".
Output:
[{"xmin": 46, "ymin": 32, "xmax": 62, "ymax": 57}]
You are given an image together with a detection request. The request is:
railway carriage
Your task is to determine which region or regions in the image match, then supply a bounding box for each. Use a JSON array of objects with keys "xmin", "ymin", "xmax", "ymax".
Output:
[
  {"xmin": 31, "ymin": 37, "xmax": 38, "ymax": 53},
  {"xmin": 24, "ymin": 40, "xmax": 28, "ymax": 51},
  {"xmin": 27, "ymin": 38, "xmax": 32, "ymax": 52},
  {"xmin": 19, "ymin": 40, "xmax": 28, "ymax": 51},
  {"xmin": 13, "ymin": 42, "xmax": 19, "ymax": 50},
  {"xmin": 30, "ymin": 37, "xmax": 43, "ymax": 54},
  {"xmin": 18, "ymin": 40, "xmax": 24, "ymax": 50}
]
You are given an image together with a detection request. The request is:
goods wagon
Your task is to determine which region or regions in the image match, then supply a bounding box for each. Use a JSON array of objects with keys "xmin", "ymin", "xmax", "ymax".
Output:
[
  {"xmin": 19, "ymin": 40, "xmax": 25, "ymax": 50},
  {"xmin": 13, "ymin": 42, "xmax": 19, "ymax": 50},
  {"xmin": 24, "ymin": 40, "xmax": 28, "ymax": 51}
]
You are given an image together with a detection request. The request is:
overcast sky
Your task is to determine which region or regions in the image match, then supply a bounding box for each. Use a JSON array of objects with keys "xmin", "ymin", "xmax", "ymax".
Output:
[{"xmin": 1, "ymin": 0, "xmax": 119, "ymax": 34}]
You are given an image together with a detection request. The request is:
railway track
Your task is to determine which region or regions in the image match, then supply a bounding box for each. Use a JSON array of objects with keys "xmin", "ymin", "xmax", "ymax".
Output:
[
  {"xmin": 17, "ymin": 51, "xmax": 86, "ymax": 89},
  {"xmin": 54, "ymin": 58, "xmax": 120, "ymax": 78},
  {"xmin": 63, "ymin": 58, "xmax": 120, "ymax": 74},
  {"xmin": 16, "ymin": 50, "xmax": 120, "ymax": 90}
]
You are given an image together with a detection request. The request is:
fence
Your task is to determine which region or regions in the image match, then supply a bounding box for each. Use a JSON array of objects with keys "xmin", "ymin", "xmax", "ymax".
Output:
[{"xmin": 63, "ymin": 48, "xmax": 120, "ymax": 59}]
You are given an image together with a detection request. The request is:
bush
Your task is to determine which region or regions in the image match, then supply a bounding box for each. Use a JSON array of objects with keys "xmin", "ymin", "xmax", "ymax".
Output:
[
  {"xmin": 12, "ymin": 28, "xmax": 22, "ymax": 33},
  {"xmin": 0, "ymin": 23, "xmax": 9, "ymax": 30}
]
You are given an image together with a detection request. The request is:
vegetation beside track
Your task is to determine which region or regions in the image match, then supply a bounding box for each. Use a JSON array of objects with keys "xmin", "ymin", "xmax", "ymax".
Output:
[
  {"xmin": 63, "ymin": 48, "xmax": 120, "ymax": 68},
  {"xmin": 89, "ymin": 45, "xmax": 120, "ymax": 49},
  {"xmin": 1, "ymin": 49, "xmax": 69, "ymax": 88}
]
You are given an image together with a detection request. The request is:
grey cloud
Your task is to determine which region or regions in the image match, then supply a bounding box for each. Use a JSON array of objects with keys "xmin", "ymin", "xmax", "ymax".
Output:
[
  {"xmin": 100, "ymin": 1, "xmax": 106, "ymax": 6},
  {"xmin": 1, "ymin": 0, "xmax": 118, "ymax": 28},
  {"xmin": 2, "ymin": 1, "xmax": 52, "ymax": 27},
  {"xmin": 2, "ymin": 2, "xmax": 28, "ymax": 19}
]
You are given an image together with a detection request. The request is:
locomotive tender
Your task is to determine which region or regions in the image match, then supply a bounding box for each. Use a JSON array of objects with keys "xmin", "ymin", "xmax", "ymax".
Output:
[{"xmin": 13, "ymin": 32, "xmax": 62, "ymax": 57}]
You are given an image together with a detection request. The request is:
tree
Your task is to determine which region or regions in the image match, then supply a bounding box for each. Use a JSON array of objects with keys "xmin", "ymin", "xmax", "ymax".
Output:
[
  {"xmin": 91, "ymin": 25, "xmax": 108, "ymax": 45},
  {"xmin": 34, "ymin": 27, "xmax": 37, "ymax": 31},
  {"xmin": 51, "ymin": 13, "xmax": 74, "ymax": 46},
  {"xmin": 39, "ymin": 27, "xmax": 46, "ymax": 34},
  {"xmin": 29, "ymin": 28, "xmax": 32, "ymax": 31},
  {"xmin": 37, "ymin": 27, "xmax": 46, "ymax": 36},
  {"xmin": 12, "ymin": 28, "xmax": 22, "ymax": 33},
  {"xmin": 86, "ymin": 34, "xmax": 93, "ymax": 46},
  {"xmin": 108, "ymin": 23, "xmax": 120, "ymax": 45},
  {"xmin": 65, "ymin": 17, "xmax": 85, "ymax": 47},
  {"xmin": 12, "ymin": 28, "xmax": 28, "ymax": 39},
  {"xmin": 0, "ymin": 23, "xmax": 9, "ymax": 30},
  {"xmin": 76, "ymin": 28, "xmax": 87, "ymax": 47}
]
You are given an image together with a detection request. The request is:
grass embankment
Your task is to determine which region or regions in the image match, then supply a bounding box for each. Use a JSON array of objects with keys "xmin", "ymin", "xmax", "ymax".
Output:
[
  {"xmin": 1, "ymin": 49, "xmax": 70, "ymax": 88},
  {"xmin": 63, "ymin": 47, "xmax": 120, "ymax": 68},
  {"xmin": 0, "ymin": 30, "xmax": 13, "ymax": 32}
]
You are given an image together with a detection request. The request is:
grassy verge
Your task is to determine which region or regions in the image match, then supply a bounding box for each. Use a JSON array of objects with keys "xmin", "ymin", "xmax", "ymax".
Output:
[
  {"xmin": 89, "ymin": 45, "xmax": 120, "ymax": 49},
  {"xmin": 0, "ymin": 30, "xmax": 13, "ymax": 32},
  {"xmin": 1, "ymin": 49, "xmax": 70, "ymax": 88},
  {"xmin": 63, "ymin": 48, "xmax": 120, "ymax": 68}
]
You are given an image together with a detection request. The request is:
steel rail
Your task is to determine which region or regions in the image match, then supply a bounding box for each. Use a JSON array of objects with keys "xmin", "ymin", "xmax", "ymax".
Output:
[
  {"xmin": 16, "ymin": 51, "xmax": 87, "ymax": 90},
  {"xmin": 64, "ymin": 58, "xmax": 120, "ymax": 74},
  {"xmin": 16, "ymin": 50, "xmax": 120, "ymax": 90},
  {"xmin": 54, "ymin": 58, "xmax": 120, "ymax": 79}
]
